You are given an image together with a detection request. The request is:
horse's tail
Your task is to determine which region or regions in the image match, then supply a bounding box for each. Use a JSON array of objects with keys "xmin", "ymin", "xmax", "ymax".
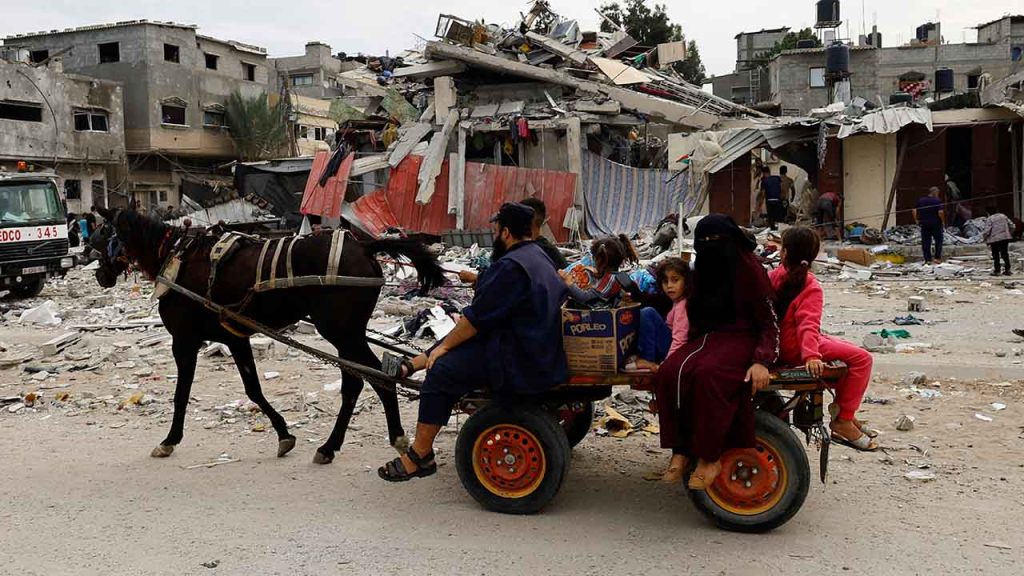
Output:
[{"xmin": 364, "ymin": 239, "xmax": 445, "ymax": 293}]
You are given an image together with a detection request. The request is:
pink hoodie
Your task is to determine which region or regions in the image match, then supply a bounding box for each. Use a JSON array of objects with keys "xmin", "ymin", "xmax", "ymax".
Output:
[{"xmin": 666, "ymin": 299, "xmax": 690, "ymax": 358}]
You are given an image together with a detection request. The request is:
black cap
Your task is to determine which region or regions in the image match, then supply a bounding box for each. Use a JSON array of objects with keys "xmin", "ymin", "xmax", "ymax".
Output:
[{"xmin": 489, "ymin": 202, "xmax": 535, "ymax": 238}]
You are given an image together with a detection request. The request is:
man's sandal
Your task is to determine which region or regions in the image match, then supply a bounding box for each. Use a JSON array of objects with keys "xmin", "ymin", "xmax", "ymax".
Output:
[
  {"xmin": 687, "ymin": 463, "xmax": 722, "ymax": 491},
  {"xmin": 378, "ymin": 448, "xmax": 437, "ymax": 482},
  {"xmin": 382, "ymin": 352, "xmax": 417, "ymax": 380}
]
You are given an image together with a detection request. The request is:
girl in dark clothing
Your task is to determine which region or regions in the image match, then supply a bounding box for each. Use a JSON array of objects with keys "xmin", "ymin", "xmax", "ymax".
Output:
[
  {"xmin": 561, "ymin": 235, "xmax": 638, "ymax": 307},
  {"xmin": 654, "ymin": 215, "xmax": 779, "ymax": 488}
]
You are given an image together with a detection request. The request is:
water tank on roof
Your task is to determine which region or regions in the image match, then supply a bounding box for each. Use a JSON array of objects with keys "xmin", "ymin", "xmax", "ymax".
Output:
[
  {"xmin": 889, "ymin": 92, "xmax": 913, "ymax": 105},
  {"xmin": 935, "ymin": 68, "xmax": 954, "ymax": 93},
  {"xmin": 797, "ymin": 39, "xmax": 817, "ymax": 49},
  {"xmin": 825, "ymin": 43, "xmax": 850, "ymax": 76},
  {"xmin": 916, "ymin": 23, "xmax": 938, "ymax": 42},
  {"xmin": 816, "ymin": 1, "xmax": 841, "ymax": 26}
]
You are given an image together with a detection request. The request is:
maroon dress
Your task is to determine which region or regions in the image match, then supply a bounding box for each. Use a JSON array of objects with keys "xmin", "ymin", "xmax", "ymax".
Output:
[{"xmin": 654, "ymin": 252, "xmax": 779, "ymax": 462}]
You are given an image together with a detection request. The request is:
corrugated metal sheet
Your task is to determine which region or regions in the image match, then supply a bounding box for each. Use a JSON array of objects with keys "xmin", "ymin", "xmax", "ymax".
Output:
[
  {"xmin": 347, "ymin": 156, "xmax": 577, "ymax": 241},
  {"xmin": 705, "ymin": 129, "xmax": 767, "ymax": 174},
  {"xmin": 837, "ymin": 107, "xmax": 933, "ymax": 139},
  {"xmin": 300, "ymin": 150, "xmax": 353, "ymax": 218}
]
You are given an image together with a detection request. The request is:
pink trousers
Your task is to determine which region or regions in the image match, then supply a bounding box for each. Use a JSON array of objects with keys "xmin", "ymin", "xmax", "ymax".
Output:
[{"xmin": 818, "ymin": 336, "xmax": 873, "ymax": 420}]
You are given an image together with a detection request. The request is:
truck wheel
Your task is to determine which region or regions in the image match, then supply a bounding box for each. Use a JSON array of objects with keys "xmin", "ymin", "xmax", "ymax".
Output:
[
  {"xmin": 455, "ymin": 403, "xmax": 571, "ymax": 515},
  {"xmin": 558, "ymin": 401, "xmax": 595, "ymax": 448},
  {"xmin": 688, "ymin": 411, "xmax": 810, "ymax": 533},
  {"xmin": 10, "ymin": 277, "xmax": 45, "ymax": 299}
]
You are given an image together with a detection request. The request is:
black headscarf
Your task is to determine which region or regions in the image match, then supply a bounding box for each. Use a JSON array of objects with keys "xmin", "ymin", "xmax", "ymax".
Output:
[{"xmin": 687, "ymin": 214, "xmax": 757, "ymax": 335}]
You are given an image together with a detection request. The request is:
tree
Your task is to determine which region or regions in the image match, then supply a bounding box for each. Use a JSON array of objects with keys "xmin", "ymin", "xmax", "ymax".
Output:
[
  {"xmin": 675, "ymin": 40, "xmax": 707, "ymax": 85},
  {"xmin": 598, "ymin": 0, "xmax": 707, "ymax": 84},
  {"xmin": 755, "ymin": 28, "xmax": 822, "ymax": 62},
  {"xmin": 225, "ymin": 91, "xmax": 290, "ymax": 162}
]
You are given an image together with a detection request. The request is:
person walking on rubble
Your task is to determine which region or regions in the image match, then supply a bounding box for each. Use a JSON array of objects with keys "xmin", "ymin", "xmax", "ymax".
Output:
[
  {"xmin": 913, "ymin": 186, "xmax": 946, "ymax": 264},
  {"xmin": 378, "ymin": 202, "xmax": 569, "ymax": 481},
  {"xmin": 983, "ymin": 205, "xmax": 1014, "ymax": 277},
  {"xmin": 759, "ymin": 166, "xmax": 785, "ymax": 231}
]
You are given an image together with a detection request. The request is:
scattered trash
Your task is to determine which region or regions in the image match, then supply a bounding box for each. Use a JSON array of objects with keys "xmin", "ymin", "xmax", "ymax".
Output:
[
  {"xmin": 991, "ymin": 403, "xmax": 1007, "ymax": 411},
  {"xmin": 200, "ymin": 560, "xmax": 221, "ymax": 569},
  {"xmin": 18, "ymin": 300, "xmax": 62, "ymax": 326},
  {"xmin": 983, "ymin": 542, "xmax": 1013, "ymax": 551},
  {"xmin": 895, "ymin": 415, "xmax": 916, "ymax": 431},
  {"xmin": 323, "ymin": 379, "xmax": 343, "ymax": 392},
  {"xmin": 595, "ymin": 405, "xmax": 633, "ymax": 438},
  {"xmin": 975, "ymin": 413, "xmax": 993, "ymax": 422},
  {"xmin": 893, "ymin": 315, "xmax": 923, "ymax": 326},
  {"xmin": 902, "ymin": 372, "xmax": 927, "ymax": 386},
  {"xmin": 904, "ymin": 470, "xmax": 936, "ymax": 482}
]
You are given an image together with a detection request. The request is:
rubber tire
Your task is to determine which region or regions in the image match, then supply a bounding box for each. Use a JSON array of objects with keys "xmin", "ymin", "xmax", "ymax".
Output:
[
  {"xmin": 560, "ymin": 401, "xmax": 595, "ymax": 448},
  {"xmin": 688, "ymin": 410, "xmax": 810, "ymax": 533},
  {"xmin": 10, "ymin": 277, "xmax": 45, "ymax": 299},
  {"xmin": 455, "ymin": 403, "xmax": 571, "ymax": 515}
]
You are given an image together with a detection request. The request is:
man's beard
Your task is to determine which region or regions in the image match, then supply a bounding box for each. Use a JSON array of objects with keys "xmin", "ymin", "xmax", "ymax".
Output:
[{"xmin": 491, "ymin": 236, "xmax": 508, "ymax": 262}]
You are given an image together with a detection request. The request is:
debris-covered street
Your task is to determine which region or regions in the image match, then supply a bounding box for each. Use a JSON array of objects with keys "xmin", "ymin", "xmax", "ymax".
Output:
[{"xmin": 2, "ymin": 263, "xmax": 1023, "ymax": 575}]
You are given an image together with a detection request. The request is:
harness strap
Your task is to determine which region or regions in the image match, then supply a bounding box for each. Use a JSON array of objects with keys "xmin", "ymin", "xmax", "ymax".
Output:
[
  {"xmin": 269, "ymin": 238, "xmax": 286, "ymax": 283},
  {"xmin": 208, "ymin": 232, "xmax": 243, "ymax": 298},
  {"xmin": 326, "ymin": 230, "xmax": 345, "ymax": 278},
  {"xmin": 286, "ymin": 236, "xmax": 300, "ymax": 280},
  {"xmin": 255, "ymin": 237, "xmax": 273, "ymax": 285}
]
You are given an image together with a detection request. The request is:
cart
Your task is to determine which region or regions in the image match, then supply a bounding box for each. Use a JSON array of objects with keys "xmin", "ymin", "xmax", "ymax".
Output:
[
  {"xmin": 155, "ymin": 277, "xmax": 844, "ymax": 534},
  {"xmin": 449, "ymin": 364, "xmax": 845, "ymax": 533}
]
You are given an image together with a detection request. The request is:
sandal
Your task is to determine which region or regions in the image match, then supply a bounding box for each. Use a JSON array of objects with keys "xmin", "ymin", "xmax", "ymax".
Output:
[
  {"xmin": 382, "ymin": 352, "xmax": 417, "ymax": 380},
  {"xmin": 687, "ymin": 462, "xmax": 721, "ymax": 491},
  {"xmin": 859, "ymin": 423, "xmax": 880, "ymax": 439},
  {"xmin": 830, "ymin": 432, "xmax": 880, "ymax": 452},
  {"xmin": 378, "ymin": 447, "xmax": 437, "ymax": 482}
]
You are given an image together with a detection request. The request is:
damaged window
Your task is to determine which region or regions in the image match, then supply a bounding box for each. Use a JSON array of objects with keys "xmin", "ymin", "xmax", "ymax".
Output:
[
  {"xmin": 73, "ymin": 110, "xmax": 109, "ymax": 132},
  {"xmin": 809, "ymin": 67, "xmax": 826, "ymax": 88},
  {"xmin": 0, "ymin": 101, "xmax": 43, "ymax": 122},
  {"xmin": 292, "ymin": 74, "xmax": 314, "ymax": 86},
  {"xmin": 64, "ymin": 179, "xmax": 81, "ymax": 201},
  {"xmin": 205, "ymin": 53, "xmax": 219, "ymax": 70},
  {"xmin": 164, "ymin": 43, "xmax": 180, "ymax": 63},
  {"xmin": 161, "ymin": 104, "xmax": 187, "ymax": 126},
  {"xmin": 203, "ymin": 110, "xmax": 226, "ymax": 127},
  {"xmin": 29, "ymin": 50, "xmax": 49, "ymax": 64},
  {"xmin": 243, "ymin": 63, "xmax": 256, "ymax": 82},
  {"xmin": 295, "ymin": 125, "xmax": 309, "ymax": 139},
  {"xmin": 99, "ymin": 42, "xmax": 120, "ymax": 64}
]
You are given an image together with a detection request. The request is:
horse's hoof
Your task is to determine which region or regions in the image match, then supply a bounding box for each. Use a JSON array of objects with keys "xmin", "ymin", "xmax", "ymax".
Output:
[
  {"xmin": 392, "ymin": 435, "xmax": 410, "ymax": 455},
  {"xmin": 277, "ymin": 436, "xmax": 296, "ymax": 458},
  {"xmin": 151, "ymin": 445, "xmax": 174, "ymax": 458},
  {"xmin": 312, "ymin": 450, "xmax": 334, "ymax": 465}
]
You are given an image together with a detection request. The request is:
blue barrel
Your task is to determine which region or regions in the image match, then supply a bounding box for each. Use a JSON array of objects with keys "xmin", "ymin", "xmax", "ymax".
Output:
[
  {"xmin": 935, "ymin": 68, "xmax": 954, "ymax": 93},
  {"xmin": 826, "ymin": 44, "xmax": 850, "ymax": 75}
]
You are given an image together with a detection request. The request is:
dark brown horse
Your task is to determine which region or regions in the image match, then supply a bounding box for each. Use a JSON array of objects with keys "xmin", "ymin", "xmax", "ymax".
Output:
[{"xmin": 90, "ymin": 208, "xmax": 443, "ymax": 464}]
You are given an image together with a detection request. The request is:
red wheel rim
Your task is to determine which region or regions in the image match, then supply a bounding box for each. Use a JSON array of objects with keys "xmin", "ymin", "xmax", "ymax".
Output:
[
  {"xmin": 705, "ymin": 438, "xmax": 787, "ymax": 515},
  {"xmin": 472, "ymin": 425, "xmax": 546, "ymax": 499}
]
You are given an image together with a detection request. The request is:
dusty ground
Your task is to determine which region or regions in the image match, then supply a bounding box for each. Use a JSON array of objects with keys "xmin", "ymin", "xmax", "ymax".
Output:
[{"xmin": 1, "ymin": 266, "xmax": 1024, "ymax": 575}]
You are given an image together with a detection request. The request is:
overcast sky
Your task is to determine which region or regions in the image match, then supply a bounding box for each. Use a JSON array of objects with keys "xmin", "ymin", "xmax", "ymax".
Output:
[{"xmin": 1, "ymin": 0, "xmax": 1021, "ymax": 77}]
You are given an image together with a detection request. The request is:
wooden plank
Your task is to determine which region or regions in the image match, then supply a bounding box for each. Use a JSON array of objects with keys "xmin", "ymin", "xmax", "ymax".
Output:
[
  {"xmin": 656, "ymin": 41, "xmax": 687, "ymax": 66},
  {"xmin": 416, "ymin": 109, "xmax": 459, "ymax": 205},
  {"xmin": 351, "ymin": 154, "xmax": 390, "ymax": 177},
  {"xmin": 387, "ymin": 123, "xmax": 433, "ymax": 168},
  {"xmin": 881, "ymin": 136, "xmax": 909, "ymax": 231},
  {"xmin": 524, "ymin": 31, "xmax": 589, "ymax": 65},
  {"xmin": 448, "ymin": 124, "xmax": 468, "ymax": 229},
  {"xmin": 566, "ymin": 116, "xmax": 583, "ymax": 206},
  {"xmin": 39, "ymin": 332, "xmax": 81, "ymax": 357},
  {"xmin": 590, "ymin": 57, "xmax": 652, "ymax": 86},
  {"xmin": 392, "ymin": 60, "xmax": 466, "ymax": 79}
]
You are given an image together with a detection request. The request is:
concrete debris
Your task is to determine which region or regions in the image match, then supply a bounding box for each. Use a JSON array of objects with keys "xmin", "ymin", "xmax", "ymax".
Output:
[{"xmin": 895, "ymin": 415, "xmax": 916, "ymax": 432}]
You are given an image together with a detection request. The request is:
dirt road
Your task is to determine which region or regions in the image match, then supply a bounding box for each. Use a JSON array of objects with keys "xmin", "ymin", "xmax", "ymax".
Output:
[{"xmin": 2, "ymin": 270, "xmax": 1024, "ymax": 575}]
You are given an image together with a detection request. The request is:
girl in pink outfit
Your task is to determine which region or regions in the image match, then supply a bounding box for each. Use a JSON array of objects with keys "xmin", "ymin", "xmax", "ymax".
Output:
[
  {"xmin": 635, "ymin": 258, "xmax": 690, "ymax": 372},
  {"xmin": 769, "ymin": 226, "xmax": 879, "ymax": 451}
]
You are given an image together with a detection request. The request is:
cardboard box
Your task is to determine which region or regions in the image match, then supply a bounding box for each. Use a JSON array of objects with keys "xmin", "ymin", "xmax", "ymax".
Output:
[
  {"xmin": 562, "ymin": 305, "xmax": 640, "ymax": 373},
  {"xmin": 837, "ymin": 248, "xmax": 873, "ymax": 267}
]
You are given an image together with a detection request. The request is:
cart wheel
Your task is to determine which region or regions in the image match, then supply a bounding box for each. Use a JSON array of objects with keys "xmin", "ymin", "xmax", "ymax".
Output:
[
  {"xmin": 558, "ymin": 401, "xmax": 595, "ymax": 448},
  {"xmin": 688, "ymin": 411, "xmax": 810, "ymax": 533},
  {"xmin": 455, "ymin": 403, "xmax": 570, "ymax": 515}
]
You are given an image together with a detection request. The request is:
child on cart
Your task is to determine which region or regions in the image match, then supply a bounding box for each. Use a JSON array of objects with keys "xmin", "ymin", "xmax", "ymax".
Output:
[
  {"xmin": 633, "ymin": 258, "xmax": 691, "ymax": 372},
  {"xmin": 769, "ymin": 226, "xmax": 879, "ymax": 452}
]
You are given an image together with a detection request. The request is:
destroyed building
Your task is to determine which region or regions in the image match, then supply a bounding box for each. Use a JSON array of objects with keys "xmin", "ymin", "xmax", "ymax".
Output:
[
  {"xmin": 0, "ymin": 55, "xmax": 125, "ymax": 214},
  {"xmin": 283, "ymin": 4, "xmax": 767, "ymax": 242},
  {"xmin": 269, "ymin": 42, "xmax": 361, "ymax": 99},
  {"xmin": 3, "ymin": 20, "xmax": 271, "ymax": 211}
]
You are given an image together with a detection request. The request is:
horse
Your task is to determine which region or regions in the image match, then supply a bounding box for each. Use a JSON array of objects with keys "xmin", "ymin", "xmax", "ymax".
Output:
[{"xmin": 89, "ymin": 208, "xmax": 444, "ymax": 464}]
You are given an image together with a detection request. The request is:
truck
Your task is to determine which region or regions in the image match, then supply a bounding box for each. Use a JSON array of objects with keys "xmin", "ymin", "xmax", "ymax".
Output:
[{"xmin": 0, "ymin": 170, "xmax": 75, "ymax": 298}]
